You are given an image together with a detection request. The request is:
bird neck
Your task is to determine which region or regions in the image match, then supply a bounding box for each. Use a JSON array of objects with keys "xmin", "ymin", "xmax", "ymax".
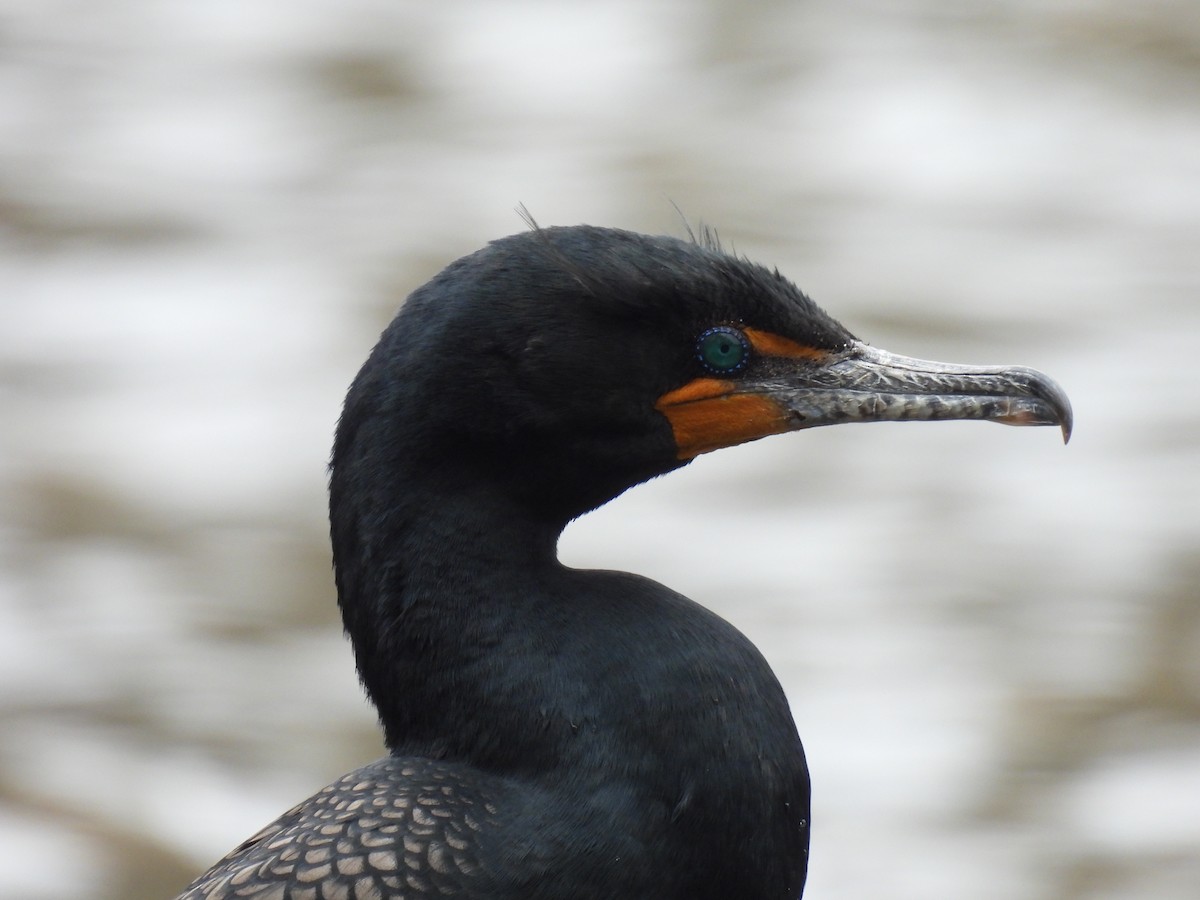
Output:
[{"xmin": 332, "ymin": 467, "xmax": 566, "ymax": 755}]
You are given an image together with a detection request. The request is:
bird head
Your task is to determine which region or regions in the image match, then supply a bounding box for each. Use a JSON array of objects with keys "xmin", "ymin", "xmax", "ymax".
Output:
[{"xmin": 333, "ymin": 225, "xmax": 1071, "ymax": 526}]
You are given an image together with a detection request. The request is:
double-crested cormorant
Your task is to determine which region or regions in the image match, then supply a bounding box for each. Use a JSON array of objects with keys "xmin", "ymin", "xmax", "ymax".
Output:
[{"xmin": 176, "ymin": 225, "xmax": 1071, "ymax": 900}]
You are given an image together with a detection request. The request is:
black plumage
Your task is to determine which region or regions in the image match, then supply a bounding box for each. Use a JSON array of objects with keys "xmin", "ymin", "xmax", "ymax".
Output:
[{"xmin": 176, "ymin": 226, "xmax": 1070, "ymax": 900}]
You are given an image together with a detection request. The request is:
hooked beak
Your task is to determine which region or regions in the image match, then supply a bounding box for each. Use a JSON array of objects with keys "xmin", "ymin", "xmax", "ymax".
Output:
[{"xmin": 656, "ymin": 340, "xmax": 1073, "ymax": 459}]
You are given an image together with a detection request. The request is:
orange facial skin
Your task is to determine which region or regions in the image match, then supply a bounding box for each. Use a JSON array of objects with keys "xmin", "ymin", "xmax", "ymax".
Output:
[{"xmin": 655, "ymin": 330, "xmax": 834, "ymax": 459}]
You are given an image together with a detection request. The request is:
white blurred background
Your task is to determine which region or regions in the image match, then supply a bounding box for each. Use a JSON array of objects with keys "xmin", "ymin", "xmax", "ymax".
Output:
[{"xmin": 1, "ymin": 1, "xmax": 1198, "ymax": 898}]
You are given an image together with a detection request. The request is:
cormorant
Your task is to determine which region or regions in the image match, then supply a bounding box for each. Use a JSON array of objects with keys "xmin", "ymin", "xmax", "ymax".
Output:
[{"xmin": 175, "ymin": 225, "xmax": 1071, "ymax": 900}]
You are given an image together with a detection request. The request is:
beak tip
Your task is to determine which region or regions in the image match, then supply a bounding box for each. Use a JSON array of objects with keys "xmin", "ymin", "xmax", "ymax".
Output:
[
  {"xmin": 1029, "ymin": 368, "xmax": 1072, "ymax": 446},
  {"xmin": 1051, "ymin": 387, "xmax": 1073, "ymax": 446}
]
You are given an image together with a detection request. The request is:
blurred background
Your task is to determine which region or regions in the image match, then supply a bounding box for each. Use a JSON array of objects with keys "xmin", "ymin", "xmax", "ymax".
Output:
[{"xmin": 2, "ymin": 1, "xmax": 1198, "ymax": 898}]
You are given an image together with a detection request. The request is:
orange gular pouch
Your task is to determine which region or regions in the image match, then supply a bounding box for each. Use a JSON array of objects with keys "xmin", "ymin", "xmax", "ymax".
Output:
[
  {"xmin": 654, "ymin": 377, "xmax": 793, "ymax": 459},
  {"xmin": 655, "ymin": 327, "xmax": 835, "ymax": 459}
]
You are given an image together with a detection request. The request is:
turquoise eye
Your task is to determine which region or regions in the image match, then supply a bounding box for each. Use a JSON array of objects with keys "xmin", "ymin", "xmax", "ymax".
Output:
[{"xmin": 696, "ymin": 326, "xmax": 750, "ymax": 374}]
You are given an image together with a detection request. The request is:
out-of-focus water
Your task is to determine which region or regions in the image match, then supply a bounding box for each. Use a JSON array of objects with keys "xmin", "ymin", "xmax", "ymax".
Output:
[{"xmin": 2, "ymin": 2, "xmax": 1198, "ymax": 898}]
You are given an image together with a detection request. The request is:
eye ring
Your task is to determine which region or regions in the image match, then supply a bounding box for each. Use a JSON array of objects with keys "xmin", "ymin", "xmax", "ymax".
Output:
[{"xmin": 696, "ymin": 326, "xmax": 751, "ymax": 374}]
